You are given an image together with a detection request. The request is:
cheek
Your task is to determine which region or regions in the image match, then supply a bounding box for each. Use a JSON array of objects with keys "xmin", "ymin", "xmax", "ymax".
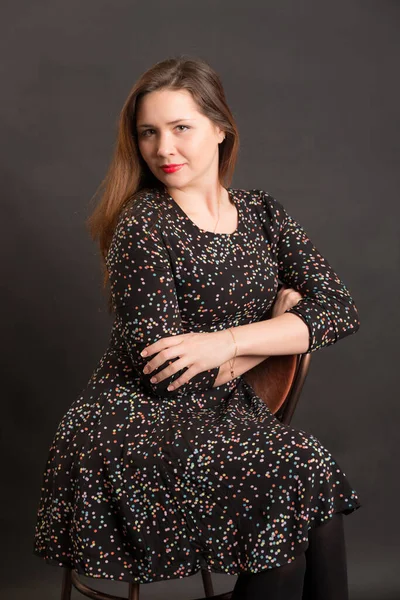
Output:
[
  {"xmin": 138, "ymin": 142, "xmax": 154, "ymax": 165},
  {"xmin": 137, "ymin": 140, "xmax": 147, "ymax": 156},
  {"xmin": 198, "ymin": 134, "xmax": 218, "ymax": 157},
  {"xmin": 186, "ymin": 135, "xmax": 211, "ymax": 158}
]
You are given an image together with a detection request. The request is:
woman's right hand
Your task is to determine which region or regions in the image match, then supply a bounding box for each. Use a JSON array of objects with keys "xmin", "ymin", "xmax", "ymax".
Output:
[{"xmin": 271, "ymin": 284, "xmax": 303, "ymax": 318}]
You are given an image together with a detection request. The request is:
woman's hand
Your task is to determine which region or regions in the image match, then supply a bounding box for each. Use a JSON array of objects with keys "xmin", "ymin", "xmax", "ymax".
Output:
[
  {"xmin": 271, "ymin": 284, "xmax": 302, "ymax": 318},
  {"xmin": 140, "ymin": 330, "xmax": 235, "ymax": 391},
  {"xmin": 141, "ymin": 285, "xmax": 303, "ymax": 391}
]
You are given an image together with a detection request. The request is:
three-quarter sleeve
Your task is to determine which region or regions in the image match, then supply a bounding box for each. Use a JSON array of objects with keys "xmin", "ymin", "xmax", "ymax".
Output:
[
  {"xmin": 261, "ymin": 190, "xmax": 360, "ymax": 353},
  {"xmin": 105, "ymin": 202, "xmax": 220, "ymax": 397}
]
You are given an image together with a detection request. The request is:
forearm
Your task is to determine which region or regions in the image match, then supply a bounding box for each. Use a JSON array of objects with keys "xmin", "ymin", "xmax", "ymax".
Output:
[
  {"xmin": 233, "ymin": 312, "xmax": 310, "ymax": 357},
  {"xmin": 213, "ymin": 353, "xmax": 271, "ymax": 387}
]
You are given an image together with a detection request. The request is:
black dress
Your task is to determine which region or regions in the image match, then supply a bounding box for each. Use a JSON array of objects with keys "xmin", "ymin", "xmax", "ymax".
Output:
[{"xmin": 33, "ymin": 187, "xmax": 361, "ymax": 583}]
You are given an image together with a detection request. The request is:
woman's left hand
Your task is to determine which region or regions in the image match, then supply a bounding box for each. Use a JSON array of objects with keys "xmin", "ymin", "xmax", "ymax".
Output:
[
  {"xmin": 140, "ymin": 330, "xmax": 235, "ymax": 391},
  {"xmin": 271, "ymin": 284, "xmax": 303, "ymax": 318}
]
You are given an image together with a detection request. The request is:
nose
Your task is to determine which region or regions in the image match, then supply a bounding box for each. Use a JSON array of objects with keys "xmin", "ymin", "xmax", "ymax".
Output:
[{"xmin": 155, "ymin": 131, "xmax": 176, "ymax": 158}]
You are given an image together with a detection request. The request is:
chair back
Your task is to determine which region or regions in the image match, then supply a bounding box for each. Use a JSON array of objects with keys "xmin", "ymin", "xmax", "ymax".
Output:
[{"xmin": 242, "ymin": 353, "xmax": 311, "ymax": 425}]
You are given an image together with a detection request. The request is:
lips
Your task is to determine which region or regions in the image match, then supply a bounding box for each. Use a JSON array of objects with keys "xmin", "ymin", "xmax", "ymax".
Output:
[{"xmin": 160, "ymin": 164, "xmax": 185, "ymax": 173}]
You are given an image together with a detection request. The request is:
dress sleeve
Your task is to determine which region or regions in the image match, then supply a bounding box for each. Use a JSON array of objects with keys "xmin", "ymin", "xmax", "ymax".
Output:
[
  {"xmin": 261, "ymin": 190, "xmax": 360, "ymax": 353},
  {"xmin": 105, "ymin": 203, "xmax": 220, "ymax": 397}
]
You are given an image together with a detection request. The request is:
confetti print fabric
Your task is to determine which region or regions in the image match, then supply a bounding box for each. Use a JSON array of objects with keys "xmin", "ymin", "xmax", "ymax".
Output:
[{"xmin": 33, "ymin": 188, "xmax": 361, "ymax": 583}]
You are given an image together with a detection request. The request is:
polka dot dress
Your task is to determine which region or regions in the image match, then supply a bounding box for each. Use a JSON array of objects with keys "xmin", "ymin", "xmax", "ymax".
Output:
[{"xmin": 33, "ymin": 187, "xmax": 361, "ymax": 583}]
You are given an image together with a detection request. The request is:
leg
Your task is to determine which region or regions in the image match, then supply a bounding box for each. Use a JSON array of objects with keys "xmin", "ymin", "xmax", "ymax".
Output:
[
  {"xmin": 232, "ymin": 572, "xmax": 251, "ymax": 599},
  {"xmin": 302, "ymin": 512, "xmax": 348, "ymax": 600},
  {"xmin": 231, "ymin": 552, "xmax": 306, "ymax": 600}
]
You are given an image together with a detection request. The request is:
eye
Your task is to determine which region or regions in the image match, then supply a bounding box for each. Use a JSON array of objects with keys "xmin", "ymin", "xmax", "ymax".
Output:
[
  {"xmin": 140, "ymin": 125, "xmax": 190, "ymax": 138},
  {"xmin": 140, "ymin": 128, "xmax": 155, "ymax": 137}
]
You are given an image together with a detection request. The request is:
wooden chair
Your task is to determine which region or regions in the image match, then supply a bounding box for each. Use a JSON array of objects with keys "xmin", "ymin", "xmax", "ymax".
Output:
[{"xmin": 60, "ymin": 351, "xmax": 311, "ymax": 600}]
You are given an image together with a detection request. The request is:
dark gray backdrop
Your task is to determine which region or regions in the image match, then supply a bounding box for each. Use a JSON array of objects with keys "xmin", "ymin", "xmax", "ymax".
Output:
[{"xmin": 2, "ymin": 1, "xmax": 399, "ymax": 599}]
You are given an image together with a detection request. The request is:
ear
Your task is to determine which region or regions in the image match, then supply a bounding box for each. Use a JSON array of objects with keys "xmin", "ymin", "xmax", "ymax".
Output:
[
  {"xmin": 213, "ymin": 122, "xmax": 226, "ymax": 144},
  {"xmin": 217, "ymin": 129, "xmax": 226, "ymax": 144}
]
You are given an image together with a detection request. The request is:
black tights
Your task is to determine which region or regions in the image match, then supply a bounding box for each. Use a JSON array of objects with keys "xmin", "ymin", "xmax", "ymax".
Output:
[{"xmin": 231, "ymin": 512, "xmax": 348, "ymax": 600}]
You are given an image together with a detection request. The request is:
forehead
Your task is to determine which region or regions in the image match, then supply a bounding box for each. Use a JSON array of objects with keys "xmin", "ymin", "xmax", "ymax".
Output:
[{"xmin": 136, "ymin": 89, "xmax": 200, "ymax": 122}]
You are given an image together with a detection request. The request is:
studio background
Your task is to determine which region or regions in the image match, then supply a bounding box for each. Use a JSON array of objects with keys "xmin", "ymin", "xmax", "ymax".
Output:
[{"xmin": 1, "ymin": 1, "xmax": 399, "ymax": 599}]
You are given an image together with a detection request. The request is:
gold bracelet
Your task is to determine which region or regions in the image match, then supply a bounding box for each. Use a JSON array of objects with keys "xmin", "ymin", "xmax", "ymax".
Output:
[{"xmin": 227, "ymin": 327, "xmax": 237, "ymax": 379}]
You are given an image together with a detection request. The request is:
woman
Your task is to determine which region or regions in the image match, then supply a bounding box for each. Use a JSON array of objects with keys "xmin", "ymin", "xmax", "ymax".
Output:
[{"xmin": 33, "ymin": 56, "xmax": 361, "ymax": 599}]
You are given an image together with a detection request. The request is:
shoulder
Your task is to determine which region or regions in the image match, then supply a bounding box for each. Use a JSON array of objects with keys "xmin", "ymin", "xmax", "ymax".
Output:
[
  {"xmin": 241, "ymin": 188, "xmax": 289, "ymax": 229},
  {"xmin": 116, "ymin": 188, "xmax": 165, "ymax": 233},
  {"xmin": 107, "ymin": 189, "xmax": 167, "ymax": 264}
]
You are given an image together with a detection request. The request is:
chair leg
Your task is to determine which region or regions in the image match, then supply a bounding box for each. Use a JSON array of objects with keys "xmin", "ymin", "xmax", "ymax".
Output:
[
  {"xmin": 61, "ymin": 567, "xmax": 72, "ymax": 600},
  {"xmin": 201, "ymin": 569, "xmax": 215, "ymax": 597},
  {"xmin": 128, "ymin": 582, "xmax": 140, "ymax": 600}
]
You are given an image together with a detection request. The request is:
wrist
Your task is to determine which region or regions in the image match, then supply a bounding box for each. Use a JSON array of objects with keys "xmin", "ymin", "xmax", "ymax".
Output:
[
  {"xmin": 226, "ymin": 328, "xmax": 238, "ymax": 378},
  {"xmin": 228, "ymin": 324, "xmax": 248, "ymax": 356},
  {"xmin": 213, "ymin": 360, "xmax": 233, "ymax": 387}
]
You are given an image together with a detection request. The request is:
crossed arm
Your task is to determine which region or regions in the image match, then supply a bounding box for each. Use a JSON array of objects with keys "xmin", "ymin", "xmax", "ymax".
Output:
[
  {"xmin": 143, "ymin": 310, "xmax": 310, "ymax": 391},
  {"xmin": 107, "ymin": 193, "xmax": 360, "ymax": 396}
]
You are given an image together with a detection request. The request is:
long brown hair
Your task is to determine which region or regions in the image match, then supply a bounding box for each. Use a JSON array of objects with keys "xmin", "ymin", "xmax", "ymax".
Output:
[{"xmin": 86, "ymin": 54, "xmax": 240, "ymax": 313}]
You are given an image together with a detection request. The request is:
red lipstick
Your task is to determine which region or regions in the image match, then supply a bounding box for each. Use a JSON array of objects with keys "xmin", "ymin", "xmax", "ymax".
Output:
[{"xmin": 160, "ymin": 164, "xmax": 185, "ymax": 173}]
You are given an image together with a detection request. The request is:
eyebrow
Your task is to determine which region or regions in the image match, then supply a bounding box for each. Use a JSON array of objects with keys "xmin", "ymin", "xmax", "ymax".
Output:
[{"xmin": 137, "ymin": 118, "xmax": 195, "ymax": 129}]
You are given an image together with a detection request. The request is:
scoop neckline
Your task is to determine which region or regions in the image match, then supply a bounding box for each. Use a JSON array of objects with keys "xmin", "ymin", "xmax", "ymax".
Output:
[{"xmin": 163, "ymin": 187, "xmax": 241, "ymax": 237}]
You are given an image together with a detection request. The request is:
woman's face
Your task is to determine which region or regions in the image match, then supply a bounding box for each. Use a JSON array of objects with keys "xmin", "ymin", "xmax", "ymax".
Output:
[{"xmin": 136, "ymin": 88, "xmax": 225, "ymax": 189}]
